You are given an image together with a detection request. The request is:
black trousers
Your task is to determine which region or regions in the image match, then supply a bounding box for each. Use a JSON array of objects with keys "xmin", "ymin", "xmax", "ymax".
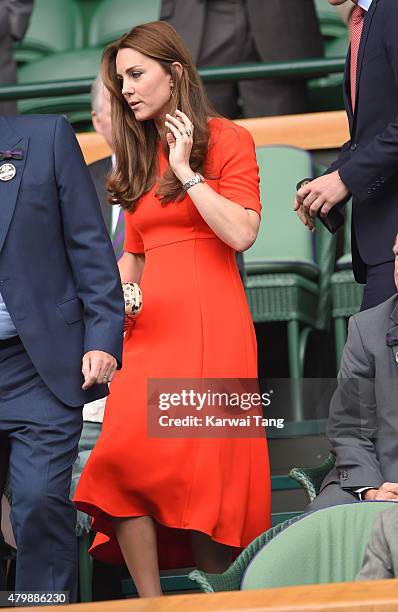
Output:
[{"xmin": 360, "ymin": 260, "xmax": 396, "ymax": 311}]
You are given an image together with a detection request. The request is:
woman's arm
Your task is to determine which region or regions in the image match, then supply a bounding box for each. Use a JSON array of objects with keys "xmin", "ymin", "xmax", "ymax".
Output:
[
  {"xmin": 118, "ymin": 252, "xmax": 145, "ymax": 284},
  {"xmin": 174, "ymin": 178, "xmax": 259, "ymax": 252},
  {"xmin": 165, "ymin": 110, "xmax": 260, "ymax": 252}
]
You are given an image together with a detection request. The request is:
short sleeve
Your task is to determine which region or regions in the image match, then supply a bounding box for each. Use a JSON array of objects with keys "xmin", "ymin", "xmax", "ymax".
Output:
[
  {"xmin": 124, "ymin": 211, "xmax": 145, "ymax": 254},
  {"xmin": 214, "ymin": 122, "xmax": 261, "ymax": 215}
]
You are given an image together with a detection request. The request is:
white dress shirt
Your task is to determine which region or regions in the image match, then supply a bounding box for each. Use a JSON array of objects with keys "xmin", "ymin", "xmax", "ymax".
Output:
[{"xmin": 358, "ymin": 0, "xmax": 372, "ymax": 11}]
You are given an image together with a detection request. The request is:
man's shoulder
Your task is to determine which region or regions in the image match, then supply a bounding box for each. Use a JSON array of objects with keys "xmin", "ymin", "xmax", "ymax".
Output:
[
  {"xmin": 377, "ymin": 506, "xmax": 398, "ymax": 540},
  {"xmin": 380, "ymin": 506, "xmax": 398, "ymax": 523},
  {"xmin": 4, "ymin": 114, "xmax": 64, "ymax": 137},
  {"xmin": 351, "ymin": 293, "xmax": 397, "ymax": 331},
  {"xmin": 5, "ymin": 114, "xmax": 60, "ymax": 127},
  {"xmin": 88, "ymin": 156, "xmax": 112, "ymax": 173}
]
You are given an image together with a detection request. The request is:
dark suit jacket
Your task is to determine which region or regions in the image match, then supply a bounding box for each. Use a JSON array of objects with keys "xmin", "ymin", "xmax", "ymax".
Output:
[
  {"xmin": 322, "ymin": 292, "xmax": 398, "ymax": 493},
  {"xmin": 160, "ymin": 0, "xmax": 323, "ymax": 64},
  {"xmin": 88, "ymin": 156, "xmax": 113, "ymax": 233},
  {"xmin": 0, "ymin": 0, "xmax": 34, "ymax": 113},
  {"xmin": 326, "ymin": 0, "xmax": 398, "ymax": 282},
  {"xmin": 0, "ymin": 115, "xmax": 124, "ymax": 407}
]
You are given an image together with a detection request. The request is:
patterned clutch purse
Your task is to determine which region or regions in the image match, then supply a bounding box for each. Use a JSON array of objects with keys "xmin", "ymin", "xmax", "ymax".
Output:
[{"xmin": 123, "ymin": 282, "xmax": 143, "ymax": 316}]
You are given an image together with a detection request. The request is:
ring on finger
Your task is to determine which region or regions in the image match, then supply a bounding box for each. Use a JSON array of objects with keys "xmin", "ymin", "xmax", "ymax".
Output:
[
  {"xmin": 103, "ymin": 374, "xmax": 110, "ymax": 383},
  {"xmin": 185, "ymin": 128, "xmax": 192, "ymax": 136}
]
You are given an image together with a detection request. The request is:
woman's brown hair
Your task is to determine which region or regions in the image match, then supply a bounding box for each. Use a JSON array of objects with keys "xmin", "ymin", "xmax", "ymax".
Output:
[{"xmin": 102, "ymin": 20, "xmax": 217, "ymax": 211}]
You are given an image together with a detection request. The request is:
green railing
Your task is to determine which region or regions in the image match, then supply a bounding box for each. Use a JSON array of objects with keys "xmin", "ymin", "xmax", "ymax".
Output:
[{"xmin": 0, "ymin": 57, "xmax": 345, "ymax": 102}]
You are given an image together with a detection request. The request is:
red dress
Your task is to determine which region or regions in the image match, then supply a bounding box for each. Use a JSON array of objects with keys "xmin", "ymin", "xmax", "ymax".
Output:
[{"xmin": 74, "ymin": 117, "xmax": 271, "ymax": 568}]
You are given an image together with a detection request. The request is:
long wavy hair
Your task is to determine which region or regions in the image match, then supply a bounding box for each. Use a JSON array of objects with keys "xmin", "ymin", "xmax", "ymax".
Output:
[{"xmin": 101, "ymin": 21, "xmax": 217, "ymax": 211}]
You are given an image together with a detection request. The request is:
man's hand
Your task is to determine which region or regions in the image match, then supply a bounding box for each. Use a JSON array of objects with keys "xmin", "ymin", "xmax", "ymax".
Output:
[
  {"xmin": 363, "ymin": 482, "xmax": 398, "ymax": 501},
  {"xmin": 296, "ymin": 170, "xmax": 349, "ymax": 219},
  {"xmin": 82, "ymin": 350, "xmax": 117, "ymax": 390},
  {"xmin": 294, "ymin": 193, "xmax": 316, "ymax": 232}
]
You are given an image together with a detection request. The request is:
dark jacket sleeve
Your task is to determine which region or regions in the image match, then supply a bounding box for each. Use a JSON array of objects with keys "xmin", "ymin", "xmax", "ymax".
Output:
[
  {"xmin": 338, "ymin": 12, "xmax": 398, "ymax": 202},
  {"xmin": 324, "ymin": 140, "xmax": 353, "ymax": 176},
  {"xmin": 53, "ymin": 116, "xmax": 124, "ymax": 366},
  {"xmin": 327, "ymin": 316, "xmax": 384, "ymax": 490}
]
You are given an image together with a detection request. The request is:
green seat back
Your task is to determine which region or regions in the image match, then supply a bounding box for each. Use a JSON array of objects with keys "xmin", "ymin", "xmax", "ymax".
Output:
[
  {"xmin": 14, "ymin": 0, "xmax": 84, "ymax": 64},
  {"xmin": 315, "ymin": 0, "xmax": 347, "ymax": 42},
  {"xmin": 241, "ymin": 502, "xmax": 396, "ymax": 590},
  {"xmin": 88, "ymin": 0, "xmax": 161, "ymax": 47},
  {"xmin": 244, "ymin": 146, "xmax": 316, "ymax": 277},
  {"xmin": 308, "ymin": 34, "xmax": 347, "ymax": 113},
  {"xmin": 18, "ymin": 48, "xmax": 103, "ymax": 128},
  {"xmin": 325, "ymin": 34, "xmax": 349, "ymax": 58},
  {"xmin": 18, "ymin": 47, "xmax": 102, "ymax": 84}
]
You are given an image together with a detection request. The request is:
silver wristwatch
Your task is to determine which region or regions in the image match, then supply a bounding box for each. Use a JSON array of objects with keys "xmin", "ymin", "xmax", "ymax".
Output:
[{"xmin": 182, "ymin": 172, "xmax": 205, "ymax": 191}]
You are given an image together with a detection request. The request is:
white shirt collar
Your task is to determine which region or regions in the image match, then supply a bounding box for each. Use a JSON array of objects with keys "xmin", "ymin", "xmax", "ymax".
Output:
[{"xmin": 357, "ymin": 0, "xmax": 372, "ymax": 11}]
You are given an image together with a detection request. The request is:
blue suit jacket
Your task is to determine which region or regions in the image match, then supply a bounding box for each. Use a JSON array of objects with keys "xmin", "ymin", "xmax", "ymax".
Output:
[
  {"xmin": 327, "ymin": 0, "xmax": 398, "ymax": 282},
  {"xmin": 0, "ymin": 115, "xmax": 124, "ymax": 406}
]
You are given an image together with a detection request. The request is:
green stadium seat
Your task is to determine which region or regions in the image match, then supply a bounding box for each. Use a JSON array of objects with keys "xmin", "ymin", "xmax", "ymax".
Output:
[
  {"xmin": 308, "ymin": 34, "xmax": 347, "ymax": 112},
  {"xmin": 324, "ymin": 32, "xmax": 349, "ymax": 57},
  {"xmin": 88, "ymin": 0, "xmax": 161, "ymax": 48},
  {"xmin": 17, "ymin": 48, "xmax": 103, "ymax": 130},
  {"xmin": 13, "ymin": 0, "xmax": 84, "ymax": 65},
  {"xmin": 315, "ymin": 0, "xmax": 348, "ymax": 42},
  {"xmin": 289, "ymin": 452, "xmax": 335, "ymax": 503},
  {"xmin": 330, "ymin": 202, "xmax": 363, "ymax": 371},
  {"xmin": 244, "ymin": 147, "xmax": 335, "ymax": 392},
  {"xmin": 189, "ymin": 501, "xmax": 396, "ymax": 593}
]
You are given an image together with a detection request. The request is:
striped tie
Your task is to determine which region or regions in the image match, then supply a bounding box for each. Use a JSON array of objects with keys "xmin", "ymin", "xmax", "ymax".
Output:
[
  {"xmin": 350, "ymin": 4, "xmax": 365, "ymax": 111},
  {"xmin": 112, "ymin": 207, "xmax": 125, "ymax": 262}
]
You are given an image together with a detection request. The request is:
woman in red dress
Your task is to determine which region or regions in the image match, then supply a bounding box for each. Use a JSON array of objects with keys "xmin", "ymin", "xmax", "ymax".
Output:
[{"xmin": 74, "ymin": 21, "xmax": 271, "ymax": 597}]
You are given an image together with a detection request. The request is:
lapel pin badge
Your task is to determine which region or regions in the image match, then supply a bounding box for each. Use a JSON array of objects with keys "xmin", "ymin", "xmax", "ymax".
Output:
[{"xmin": 0, "ymin": 163, "xmax": 17, "ymax": 182}]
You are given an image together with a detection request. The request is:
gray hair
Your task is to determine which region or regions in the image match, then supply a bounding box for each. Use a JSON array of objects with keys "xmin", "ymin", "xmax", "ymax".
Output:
[{"xmin": 91, "ymin": 73, "xmax": 104, "ymax": 114}]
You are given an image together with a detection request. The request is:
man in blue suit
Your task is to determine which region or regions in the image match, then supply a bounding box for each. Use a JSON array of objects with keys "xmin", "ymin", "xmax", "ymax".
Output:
[
  {"xmin": 0, "ymin": 114, "xmax": 124, "ymax": 601},
  {"xmin": 295, "ymin": 0, "xmax": 398, "ymax": 311}
]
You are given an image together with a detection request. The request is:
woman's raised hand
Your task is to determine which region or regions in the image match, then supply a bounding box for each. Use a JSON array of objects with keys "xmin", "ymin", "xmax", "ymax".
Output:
[{"xmin": 165, "ymin": 109, "xmax": 195, "ymax": 182}]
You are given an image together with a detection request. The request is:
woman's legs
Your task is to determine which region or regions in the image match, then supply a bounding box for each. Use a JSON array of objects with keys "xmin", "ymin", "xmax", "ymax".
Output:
[
  {"xmin": 113, "ymin": 515, "xmax": 233, "ymax": 596},
  {"xmin": 113, "ymin": 515, "xmax": 163, "ymax": 597},
  {"xmin": 190, "ymin": 531, "xmax": 232, "ymax": 573}
]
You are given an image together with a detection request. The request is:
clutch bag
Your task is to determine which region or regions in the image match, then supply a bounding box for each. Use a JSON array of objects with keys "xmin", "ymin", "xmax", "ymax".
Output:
[{"xmin": 123, "ymin": 282, "xmax": 143, "ymax": 316}]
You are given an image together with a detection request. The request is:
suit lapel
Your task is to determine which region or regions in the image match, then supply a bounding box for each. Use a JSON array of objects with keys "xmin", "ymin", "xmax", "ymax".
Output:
[
  {"xmin": 343, "ymin": 45, "xmax": 354, "ymax": 130},
  {"xmin": 0, "ymin": 117, "xmax": 29, "ymax": 254},
  {"xmin": 352, "ymin": 0, "xmax": 379, "ymax": 128},
  {"xmin": 91, "ymin": 157, "xmax": 112, "ymax": 232},
  {"xmin": 387, "ymin": 296, "xmax": 398, "ymax": 368}
]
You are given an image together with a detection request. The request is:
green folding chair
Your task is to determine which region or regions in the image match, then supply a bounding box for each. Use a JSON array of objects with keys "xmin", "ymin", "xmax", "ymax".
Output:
[
  {"xmin": 17, "ymin": 48, "xmax": 103, "ymax": 130},
  {"xmin": 13, "ymin": 0, "xmax": 84, "ymax": 65},
  {"xmin": 88, "ymin": 0, "xmax": 161, "ymax": 48},
  {"xmin": 189, "ymin": 501, "xmax": 396, "ymax": 593}
]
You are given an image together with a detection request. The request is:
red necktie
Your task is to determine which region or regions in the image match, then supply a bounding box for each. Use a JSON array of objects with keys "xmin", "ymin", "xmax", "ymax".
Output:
[{"xmin": 350, "ymin": 4, "xmax": 365, "ymax": 111}]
